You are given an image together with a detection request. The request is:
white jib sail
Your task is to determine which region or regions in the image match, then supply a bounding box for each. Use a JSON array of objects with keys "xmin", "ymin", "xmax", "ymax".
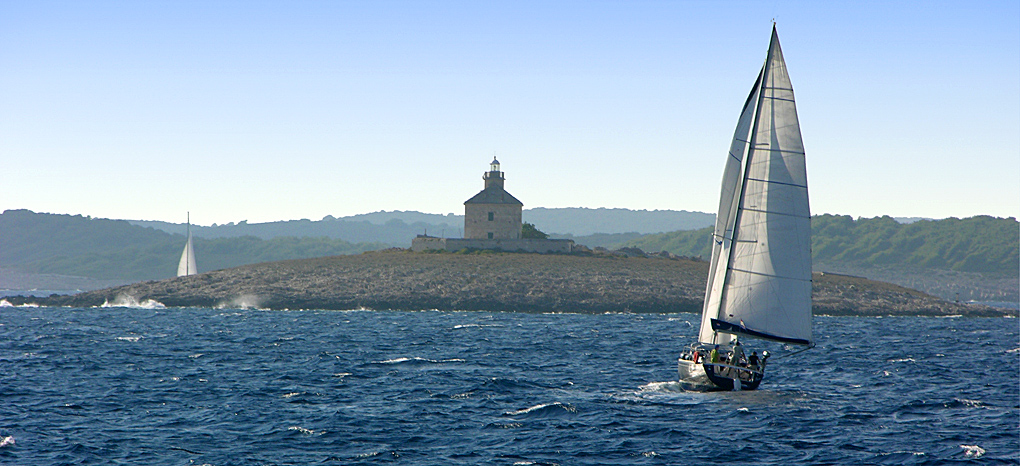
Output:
[
  {"xmin": 177, "ymin": 234, "xmax": 197, "ymax": 277},
  {"xmin": 700, "ymin": 26, "xmax": 812, "ymax": 346}
]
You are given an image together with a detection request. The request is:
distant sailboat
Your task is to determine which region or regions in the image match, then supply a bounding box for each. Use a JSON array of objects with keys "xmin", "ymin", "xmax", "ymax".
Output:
[
  {"xmin": 177, "ymin": 213, "xmax": 198, "ymax": 277},
  {"xmin": 677, "ymin": 24, "xmax": 813, "ymax": 391}
]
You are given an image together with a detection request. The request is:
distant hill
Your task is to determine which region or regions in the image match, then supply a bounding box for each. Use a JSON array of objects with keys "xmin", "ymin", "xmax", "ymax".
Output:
[
  {"xmin": 128, "ymin": 215, "xmax": 459, "ymax": 245},
  {"xmin": 128, "ymin": 207, "xmax": 716, "ymax": 246},
  {"xmin": 624, "ymin": 215, "xmax": 1019, "ymax": 302},
  {"xmin": 549, "ymin": 232, "xmax": 645, "ymax": 249},
  {"xmin": 523, "ymin": 207, "xmax": 714, "ymax": 236},
  {"xmin": 626, "ymin": 215, "xmax": 1018, "ymax": 276},
  {"xmin": 1, "ymin": 210, "xmax": 384, "ymax": 282}
]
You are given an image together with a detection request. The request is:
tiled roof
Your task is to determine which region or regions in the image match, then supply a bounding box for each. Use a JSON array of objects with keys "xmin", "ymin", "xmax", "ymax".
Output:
[{"xmin": 464, "ymin": 186, "xmax": 523, "ymax": 205}]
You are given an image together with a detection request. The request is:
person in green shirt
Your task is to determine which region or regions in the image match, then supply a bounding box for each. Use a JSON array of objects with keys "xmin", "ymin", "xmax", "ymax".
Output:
[{"xmin": 709, "ymin": 345, "xmax": 720, "ymax": 363}]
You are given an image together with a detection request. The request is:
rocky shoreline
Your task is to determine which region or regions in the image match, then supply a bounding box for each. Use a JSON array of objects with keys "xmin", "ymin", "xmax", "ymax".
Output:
[{"xmin": 5, "ymin": 249, "xmax": 1012, "ymax": 317}]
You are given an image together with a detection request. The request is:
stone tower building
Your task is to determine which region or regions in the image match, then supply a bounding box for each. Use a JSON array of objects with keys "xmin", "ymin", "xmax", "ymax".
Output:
[{"xmin": 464, "ymin": 157, "xmax": 523, "ymax": 240}]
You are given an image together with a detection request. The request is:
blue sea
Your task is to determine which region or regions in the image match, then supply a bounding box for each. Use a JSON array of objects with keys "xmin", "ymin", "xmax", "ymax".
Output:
[{"xmin": 0, "ymin": 306, "xmax": 1016, "ymax": 465}]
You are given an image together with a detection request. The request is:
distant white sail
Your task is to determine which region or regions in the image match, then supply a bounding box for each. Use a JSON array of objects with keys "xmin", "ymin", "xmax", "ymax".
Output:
[
  {"xmin": 699, "ymin": 26, "xmax": 812, "ymax": 346},
  {"xmin": 177, "ymin": 234, "xmax": 197, "ymax": 277},
  {"xmin": 177, "ymin": 214, "xmax": 198, "ymax": 277}
]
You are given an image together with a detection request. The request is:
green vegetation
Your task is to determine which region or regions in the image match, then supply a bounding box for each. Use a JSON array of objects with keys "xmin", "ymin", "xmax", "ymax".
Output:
[
  {"xmin": 625, "ymin": 215, "xmax": 1018, "ymax": 277},
  {"xmin": 625, "ymin": 226, "xmax": 714, "ymax": 260},
  {"xmin": 811, "ymin": 215, "xmax": 1018, "ymax": 276},
  {"xmin": 521, "ymin": 222, "xmax": 549, "ymax": 239}
]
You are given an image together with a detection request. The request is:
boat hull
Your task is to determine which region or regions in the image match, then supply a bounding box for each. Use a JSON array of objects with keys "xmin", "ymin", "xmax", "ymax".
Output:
[{"xmin": 678, "ymin": 359, "xmax": 763, "ymax": 391}]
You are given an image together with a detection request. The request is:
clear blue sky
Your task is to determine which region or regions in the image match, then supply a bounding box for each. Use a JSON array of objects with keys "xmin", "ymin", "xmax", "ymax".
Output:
[{"xmin": 2, "ymin": 1, "xmax": 1017, "ymax": 225}]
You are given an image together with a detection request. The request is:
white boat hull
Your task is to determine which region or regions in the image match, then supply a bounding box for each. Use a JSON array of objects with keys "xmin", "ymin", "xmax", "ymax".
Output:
[
  {"xmin": 678, "ymin": 358, "xmax": 764, "ymax": 391},
  {"xmin": 677, "ymin": 358, "xmax": 715, "ymax": 391}
]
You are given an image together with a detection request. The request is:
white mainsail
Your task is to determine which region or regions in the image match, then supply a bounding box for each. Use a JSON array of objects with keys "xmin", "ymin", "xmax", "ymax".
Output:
[
  {"xmin": 177, "ymin": 216, "xmax": 198, "ymax": 277},
  {"xmin": 698, "ymin": 25, "xmax": 812, "ymax": 346}
]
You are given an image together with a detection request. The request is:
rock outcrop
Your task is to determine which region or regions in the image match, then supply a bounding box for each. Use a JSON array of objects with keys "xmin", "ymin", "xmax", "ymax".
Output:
[{"xmin": 8, "ymin": 249, "xmax": 1011, "ymax": 317}]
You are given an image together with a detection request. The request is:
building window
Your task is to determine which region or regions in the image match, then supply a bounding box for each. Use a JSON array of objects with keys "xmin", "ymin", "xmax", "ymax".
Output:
[
  {"xmin": 487, "ymin": 232, "xmax": 494, "ymax": 239},
  {"xmin": 488, "ymin": 212, "xmax": 494, "ymax": 221}
]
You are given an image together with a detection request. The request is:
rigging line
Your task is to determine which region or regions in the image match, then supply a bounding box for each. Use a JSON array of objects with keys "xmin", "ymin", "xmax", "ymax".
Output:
[
  {"xmin": 745, "ymin": 177, "xmax": 807, "ymax": 189},
  {"xmin": 763, "ymin": 96, "xmax": 796, "ymax": 103},
  {"xmin": 739, "ymin": 207, "xmax": 810, "ymax": 219},
  {"xmin": 769, "ymin": 343, "xmax": 815, "ymax": 361},
  {"xmin": 728, "ymin": 267, "xmax": 812, "ymax": 282}
]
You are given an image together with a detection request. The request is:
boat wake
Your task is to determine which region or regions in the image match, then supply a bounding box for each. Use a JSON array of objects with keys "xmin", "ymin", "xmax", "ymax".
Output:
[{"xmin": 638, "ymin": 381, "xmax": 685, "ymax": 394}]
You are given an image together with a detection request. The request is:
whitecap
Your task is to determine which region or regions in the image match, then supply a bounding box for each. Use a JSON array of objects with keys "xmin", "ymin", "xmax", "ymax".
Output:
[
  {"xmin": 101, "ymin": 295, "xmax": 165, "ymax": 309},
  {"xmin": 282, "ymin": 392, "xmax": 301, "ymax": 398},
  {"xmin": 960, "ymin": 445, "xmax": 984, "ymax": 458},
  {"xmin": 954, "ymin": 398, "xmax": 983, "ymax": 408},
  {"xmin": 504, "ymin": 402, "xmax": 575, "ymax": 416},
  {"xmin": 1, "ymin": 300, "xmax": 39, "ymax": 308},
  {"xmin": 452, "ymin": 323, "xmax": 504, "ymax": 329},
  {"xmin": 116, "ymin": 336, "xmax": 142, "ymax": 342},
  {"xmin": 0, "ymin": 436, "xmax": 13, "ymax": 447},
  {"xmin": 288, "ymin": 426, "xmax": 322, "ymax": 435},
  {"xmin": 888, "ymin": 358, "xmax": 916, "ymax": 363},
  {"xmin": 376, "ymin": 357, "xmax": 464, "ymax": 365}
]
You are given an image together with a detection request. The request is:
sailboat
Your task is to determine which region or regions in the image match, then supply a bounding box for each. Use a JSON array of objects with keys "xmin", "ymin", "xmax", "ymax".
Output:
[
  {"xmin": 678, "ymin": 24, "xmax": 813, "ymax": 391},
  {"xmin": 177, "ymin": 213, "xmax": 198, "ymax": 277}
]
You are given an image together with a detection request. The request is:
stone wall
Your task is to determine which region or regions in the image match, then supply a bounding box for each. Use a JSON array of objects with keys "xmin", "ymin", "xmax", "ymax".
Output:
[
  {"xmin": 464, "ymin": 203, "xmax": 522, "ymax": 240},
  {"xmin": 411, "ymin": 236, "xmax": 573, "ymax": 254}
]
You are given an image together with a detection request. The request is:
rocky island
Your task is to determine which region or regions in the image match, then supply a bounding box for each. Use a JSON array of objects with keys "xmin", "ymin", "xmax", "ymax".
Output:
[{"xmin": 7, "ymin": 249, "xmax": 1011, "ymax": 317}]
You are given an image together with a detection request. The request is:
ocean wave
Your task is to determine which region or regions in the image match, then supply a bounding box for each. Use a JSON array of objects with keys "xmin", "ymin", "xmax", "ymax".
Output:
[
  {"xmin": 288, "ymin": 426, "xmax": 323, "ymax": 435},
  {"xmin": 0, "ymin": 299, "xmax": 39, "ymax": 308},
  {"xmin": 101, "ymin": 295, "xmax": 165, "ymax": 309},
  {"xmin": 374, "ymin": 357, "xmax": 465, "ymax": 365},
  {"xmin": 503, "ymin": 402, "xmax": 576, "ymax": 418},
  {"xmin": 452, "ymin": 323, "xmax": 505, "ymax": 329},
  {"xmin": 960, "ymin": 445, "xmax": 985, "ymax": 458}
]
